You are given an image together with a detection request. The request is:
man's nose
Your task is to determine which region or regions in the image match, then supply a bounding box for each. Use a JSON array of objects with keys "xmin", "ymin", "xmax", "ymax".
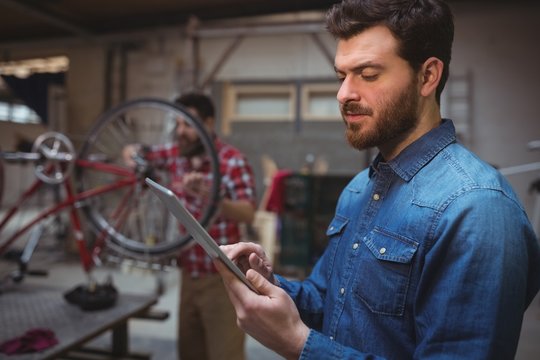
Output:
[
  {"xmin": 176, "ymin": 121, "xmax": 188, "ymax": 135},
  {"xmin": 337, "ymin": 76, "xmax": 360, "ymax": 105}
]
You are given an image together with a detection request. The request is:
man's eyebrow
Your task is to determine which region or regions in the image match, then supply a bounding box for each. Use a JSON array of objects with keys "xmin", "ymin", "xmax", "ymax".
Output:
[{"xmin": 334, "ymin": 61, "xmax": 384, "ymax": 74}]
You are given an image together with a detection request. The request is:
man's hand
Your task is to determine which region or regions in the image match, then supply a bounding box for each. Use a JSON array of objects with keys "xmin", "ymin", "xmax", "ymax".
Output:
[
  {"xmin": 121, "ymin": 144, "xmax": 139, "ymax": 168},
  {"xmin": 215, "ymin": 243, "xmax": 309, "ymax": 360},
  {"xmin": 180, "ymin": 172, "xmax": 210, "ymax": 198},
  {"xmin": 220, "ymin": 242, "xmax": 276, "ymax": 284}
]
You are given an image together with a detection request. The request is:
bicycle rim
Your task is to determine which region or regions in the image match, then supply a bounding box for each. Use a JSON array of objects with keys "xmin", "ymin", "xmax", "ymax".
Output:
[
  {"xmin": 75, "ymin": 98, "xmax": 220, "ymax": 261},
  {"xmin": 0, "ymin": 148, "xmax": 3, "ymax": 207}
]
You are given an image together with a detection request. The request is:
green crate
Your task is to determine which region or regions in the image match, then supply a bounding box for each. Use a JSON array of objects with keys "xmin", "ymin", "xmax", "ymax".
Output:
[{"xmin": 279, "ymin": 213, "xmax": 312, "ymax": 268}]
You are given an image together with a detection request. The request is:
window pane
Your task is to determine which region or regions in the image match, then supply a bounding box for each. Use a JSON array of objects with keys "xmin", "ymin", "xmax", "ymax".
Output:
[
  {"xmin": 12, "ymin": 104, "xmax": 30, "ymax": 122},
  {"xmin": 236, "ymin": 94, "xmax": 290, "ymax": 116},
  {"xmin": 0, "ymin": 102, "xmax": 9, "ymax": 121},
  {"xmin": 301, "ymin": 83, "xmax": 341, "ymax": 121},
  {"xmin": 11, "ymin": 104, "xmax": 40, "ymax": 123},
  {"xmin": 308, "ymin": 93, "xmax": 340, "ymax": 117}
]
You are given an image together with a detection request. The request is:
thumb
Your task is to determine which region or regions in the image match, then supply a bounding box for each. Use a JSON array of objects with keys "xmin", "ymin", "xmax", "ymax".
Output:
[{"xmin": 246, "ymin": 268, "xmax": 279, "ymax": 297}]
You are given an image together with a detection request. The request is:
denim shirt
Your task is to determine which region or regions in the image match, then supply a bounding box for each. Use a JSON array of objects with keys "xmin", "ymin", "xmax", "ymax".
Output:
[{"xmin": 277, "ymin": 119, "xmax": 540, "ymax": 359}]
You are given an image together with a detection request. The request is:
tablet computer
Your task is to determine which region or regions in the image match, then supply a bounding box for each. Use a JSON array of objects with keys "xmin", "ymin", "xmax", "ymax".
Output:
[{"xmin": 145, "ymin": 177, "xmax": 259, "ymax": 293}]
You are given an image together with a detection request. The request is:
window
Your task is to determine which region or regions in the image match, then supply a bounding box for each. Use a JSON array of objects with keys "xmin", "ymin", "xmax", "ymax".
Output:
[
  {"xmin": 0, "ymin": 55, "xmax": 68, "ymax": 125},
  {"xmin": 220, "ymin": 80, "xmax": 340, "ymax": 134}
]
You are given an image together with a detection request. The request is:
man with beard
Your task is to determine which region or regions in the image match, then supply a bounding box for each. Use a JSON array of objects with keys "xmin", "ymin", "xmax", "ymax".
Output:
[
  {"xmin": 123, "ymin": 92, "xmax": 256, "ymax": 360},
  {"xmin": 214, "ymin": 1, "xmax": 540, "ymax": 359}
]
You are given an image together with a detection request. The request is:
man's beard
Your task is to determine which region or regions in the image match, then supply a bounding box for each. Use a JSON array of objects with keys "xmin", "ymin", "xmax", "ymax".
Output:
[
  {"xmin": 178, "ymin": 137, "xmax": 205, "ymax": 157},
  {"xmin": 342, "ymin": 78, "xmax": 419, "ymax": 152}
]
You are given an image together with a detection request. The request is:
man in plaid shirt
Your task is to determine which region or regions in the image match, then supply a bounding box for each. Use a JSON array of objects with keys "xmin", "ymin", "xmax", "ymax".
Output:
[{"xmin": 133, "ymin": 93, "xmax": 256, "ymax": 360}]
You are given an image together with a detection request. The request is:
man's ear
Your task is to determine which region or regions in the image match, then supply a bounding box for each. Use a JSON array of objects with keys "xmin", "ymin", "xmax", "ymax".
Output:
[
  {"xmin": 419, "ymin": 57, "xmax": 443, "ymax": 98},
  {"xmin": 204, "ymin": 116, "xmax": 216, "ymax": 133}
]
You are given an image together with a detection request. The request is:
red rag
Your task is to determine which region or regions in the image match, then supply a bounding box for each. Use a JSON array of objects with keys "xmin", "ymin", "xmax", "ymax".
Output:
[{"xmin": 0, "ymin": 328, "xmax": 58, "ymax": 355}]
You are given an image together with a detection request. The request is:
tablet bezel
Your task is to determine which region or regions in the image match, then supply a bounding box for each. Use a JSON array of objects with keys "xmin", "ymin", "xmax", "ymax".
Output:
[{"xmin": 145, "ymin": 178, "xmax": 259, "ymax": 294}]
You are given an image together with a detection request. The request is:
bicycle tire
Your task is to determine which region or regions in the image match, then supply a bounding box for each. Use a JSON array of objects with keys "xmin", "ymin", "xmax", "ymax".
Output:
[
  {"xmin": 75, "ymin": 98, "xmax": 221, "ymax": 260},
  {"xmin": 0, "ymin": 146, "xmax": 3, "ymax": 207}
]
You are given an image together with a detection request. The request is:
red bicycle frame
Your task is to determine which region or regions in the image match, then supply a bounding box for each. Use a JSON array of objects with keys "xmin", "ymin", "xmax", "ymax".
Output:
[{"xmin": 0, "ymin": 159, "xmax": 137, "ymax": 273}]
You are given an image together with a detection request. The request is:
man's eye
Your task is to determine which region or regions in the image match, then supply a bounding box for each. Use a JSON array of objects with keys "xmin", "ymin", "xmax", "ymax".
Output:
[
  {"xmin": 176, "ymin": 119, "xmax": 193, "ymax": 129},
  {"xmin": 335, "ymin": 73, "xmax": 345, "ymax": 83},
  {"xmin": 362, "ymin": 74, "xmax": 379, "ymax": 81}
]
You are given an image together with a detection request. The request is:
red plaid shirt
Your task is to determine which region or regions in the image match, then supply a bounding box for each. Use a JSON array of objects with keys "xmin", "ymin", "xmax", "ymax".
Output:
[{"xmin": 148, "ymin": 138, "xmax": 256, "ymax": 277}]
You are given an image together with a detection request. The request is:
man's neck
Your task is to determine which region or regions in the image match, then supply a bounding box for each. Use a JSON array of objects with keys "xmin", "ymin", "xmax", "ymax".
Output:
[{"xmin": 379, "ymin": 103, "xmax": 442, "ymax": 161}]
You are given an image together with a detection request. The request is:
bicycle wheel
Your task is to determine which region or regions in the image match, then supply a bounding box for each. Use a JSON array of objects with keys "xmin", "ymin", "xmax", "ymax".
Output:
[{"xmin": 75, "ymin": 98, "xmax": 220, "ymax": 261}]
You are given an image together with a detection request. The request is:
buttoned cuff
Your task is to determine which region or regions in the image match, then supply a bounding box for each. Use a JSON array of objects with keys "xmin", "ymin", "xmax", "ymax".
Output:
[{"xmin": 299, "ymin": 329, "xmax": 342, "ymax": 360}]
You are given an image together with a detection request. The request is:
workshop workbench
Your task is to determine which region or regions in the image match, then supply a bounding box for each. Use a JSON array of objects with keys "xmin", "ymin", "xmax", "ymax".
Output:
[{"xmin": 0, "ymin": 283, "xmax": 161, "ymax": 359}]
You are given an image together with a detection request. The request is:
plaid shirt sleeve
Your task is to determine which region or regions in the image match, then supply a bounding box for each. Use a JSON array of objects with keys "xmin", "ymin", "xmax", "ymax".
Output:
[
  {"xmin": 220, "ymin": 145, "xmax": 256, "ymax": 206},
  {"xmin": 145, "ymin": 142, "xmax": 178, "ymax": 167}
]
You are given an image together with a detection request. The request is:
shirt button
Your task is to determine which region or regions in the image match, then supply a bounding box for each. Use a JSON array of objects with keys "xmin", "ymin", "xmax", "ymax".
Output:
[
  {"xmin": 340, "ymin": 287, "xmax": 345, "ymax": 295},
  {"xmin": 330, "ymin": 336, "xmax": 334, "ymax": 340},
  {"xmin": 329, "ymin": 226, "xmax": 334, "ymax": 231},
  {"xmin": 379, "ymin": 247, "xmax": 386, "ymax": 254},
  {"xmin": 373, "ymin": 193, "xmax": 380, "ymax": 201},
  {"xmin": 352, "ymin": 243, "xmax": 359, "ymax": 250}
]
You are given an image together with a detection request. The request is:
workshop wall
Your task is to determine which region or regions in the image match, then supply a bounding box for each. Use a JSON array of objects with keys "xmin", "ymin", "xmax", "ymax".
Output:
[{"xmin": 450, "ymin": 2, "xmax": 540, "ymax": 214}]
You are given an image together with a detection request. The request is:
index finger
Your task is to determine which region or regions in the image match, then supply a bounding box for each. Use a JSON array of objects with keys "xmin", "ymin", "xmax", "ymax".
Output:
[{"xmin": 221, "ymin": 242, "xmax": 267, "ymax": 262}]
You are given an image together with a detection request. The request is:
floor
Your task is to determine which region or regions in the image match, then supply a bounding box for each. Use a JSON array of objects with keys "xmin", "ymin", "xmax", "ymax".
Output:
[{"xmin": 1, "ymin": 230, "xmax": 540, "ymax": 359}]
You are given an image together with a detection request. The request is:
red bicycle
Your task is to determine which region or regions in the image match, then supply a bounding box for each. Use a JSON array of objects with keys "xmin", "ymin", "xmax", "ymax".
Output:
[{"xmin": 0, "ymin": 98, "xmax": 220, "ymax": 286}]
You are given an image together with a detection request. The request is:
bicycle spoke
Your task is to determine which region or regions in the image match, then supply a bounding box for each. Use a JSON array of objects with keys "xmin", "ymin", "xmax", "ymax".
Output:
[{"xmin": 76, "ymin": 98, "xmax": 220, "ymax": 263}]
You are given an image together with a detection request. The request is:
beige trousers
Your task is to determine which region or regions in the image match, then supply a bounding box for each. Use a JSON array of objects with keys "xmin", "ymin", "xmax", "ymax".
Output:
[{"xmin": 178, "ymin": 273, "xmax": 245, "ymax": 360}]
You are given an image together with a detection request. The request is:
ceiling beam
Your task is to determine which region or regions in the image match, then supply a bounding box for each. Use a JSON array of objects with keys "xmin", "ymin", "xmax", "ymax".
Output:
[
  {"xmin": 195, "ymin": 22, "xmax": 325, "ymax": 38},
  {"xmin": 0, "ymin": 0, "xmax": 94, "ymax": 41}
]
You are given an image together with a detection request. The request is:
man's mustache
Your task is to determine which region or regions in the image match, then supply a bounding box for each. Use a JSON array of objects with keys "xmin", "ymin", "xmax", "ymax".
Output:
[{"xmin": 341, "ymin": 102, "xmax": 373, "ymax": 116}]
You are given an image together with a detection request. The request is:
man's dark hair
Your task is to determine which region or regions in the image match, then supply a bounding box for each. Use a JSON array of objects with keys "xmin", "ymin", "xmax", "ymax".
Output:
[
  {"xmin": 326, "ymin": 0, "xmax": 454, "ymax": 104},
  {"xmin": 175, "ymin": 92, "xmax": 215, "ymax": 120}
]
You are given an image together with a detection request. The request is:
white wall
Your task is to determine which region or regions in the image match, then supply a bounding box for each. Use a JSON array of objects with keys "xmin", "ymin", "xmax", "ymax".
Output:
[
  {"xmin": 65, "ymin": 45, "xmax": 107, "ymax": 146},
  {"xmin": 126, "ymin": 38, "xmax": 180, "ymax": 100},
  {"xmin": 202, "ymin": 33, "xmax": 335, "ymax": 80},
  {"xmin": 450, "ymin": 2, "xmax": 540, "ymax": 213}
]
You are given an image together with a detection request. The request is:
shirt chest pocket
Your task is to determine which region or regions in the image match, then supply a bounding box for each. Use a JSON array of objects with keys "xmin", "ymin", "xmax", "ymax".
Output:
[{"xmin": 354, "ymin": 227, "xmax": 418, "ymax": 316}]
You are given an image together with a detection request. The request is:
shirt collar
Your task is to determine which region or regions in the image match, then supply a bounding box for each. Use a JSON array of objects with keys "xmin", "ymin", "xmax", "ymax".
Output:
[{"xmin": 369, "ymin": 119, "xmax": 456, "ymax": 181}]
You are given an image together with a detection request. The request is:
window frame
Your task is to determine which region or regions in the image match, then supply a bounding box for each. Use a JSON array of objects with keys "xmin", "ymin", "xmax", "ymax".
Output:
[{"xmin": 221, "ymin": 82, "xmax": 296, "ymax": 134}]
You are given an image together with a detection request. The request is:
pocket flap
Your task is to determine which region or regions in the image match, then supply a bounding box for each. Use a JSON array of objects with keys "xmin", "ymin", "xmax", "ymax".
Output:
[
  {"xmin": 326, "ymin": 215, "xmax": 349, "ymax": 236},
  {"xmin": 363, "ymin": 228, "xmax": 418, "ymax": 264}
]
